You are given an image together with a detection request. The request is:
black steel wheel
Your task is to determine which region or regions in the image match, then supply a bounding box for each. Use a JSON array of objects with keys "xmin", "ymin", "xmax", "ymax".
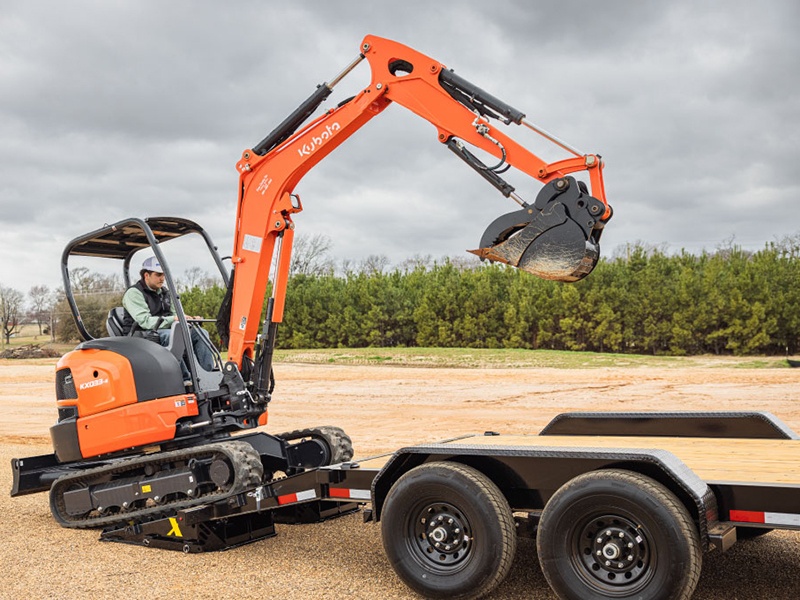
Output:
[
  {"xmin": 537, "ymin": 469, "xmax": 701, "ymax": 600},
  {"xmin": 381, "ymin": 462, "xmax": 516, "ymax": 600}
]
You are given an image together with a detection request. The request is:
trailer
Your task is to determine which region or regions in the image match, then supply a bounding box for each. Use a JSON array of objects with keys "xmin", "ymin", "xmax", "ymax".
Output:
[{"xmin": 91, "ymin": 411, "xmax": 800, "ymax": 599}]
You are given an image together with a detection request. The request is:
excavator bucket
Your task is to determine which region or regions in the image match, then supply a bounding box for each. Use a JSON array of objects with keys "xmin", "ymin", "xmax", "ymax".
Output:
[{"xmin": 470, "ymin": 177, "xmax": 611, "ymax": 282}]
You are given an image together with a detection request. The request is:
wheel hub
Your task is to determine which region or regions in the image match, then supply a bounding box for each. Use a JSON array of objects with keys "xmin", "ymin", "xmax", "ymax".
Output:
[
  {"xmin": 578, "ymin": 516, "xmax": 650, "ymax": 586},
  {"xmin": 413, "ymin": 503, "xmax": 472, "ymax": 567}
]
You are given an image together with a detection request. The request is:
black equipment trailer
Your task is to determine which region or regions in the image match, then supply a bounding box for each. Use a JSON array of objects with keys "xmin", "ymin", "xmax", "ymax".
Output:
[{"xmin": 93, "ymin": 412, "xmax": 800, "ymax": 599}]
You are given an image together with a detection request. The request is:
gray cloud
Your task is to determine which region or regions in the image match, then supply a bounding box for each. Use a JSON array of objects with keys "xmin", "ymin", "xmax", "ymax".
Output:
[{"xmin": 1, "ymin": 0, "xmax": 798, "ymax": 293}]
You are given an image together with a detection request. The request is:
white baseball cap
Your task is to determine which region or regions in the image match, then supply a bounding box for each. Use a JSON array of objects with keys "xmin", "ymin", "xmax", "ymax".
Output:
[{"xmin": 141, "ymin": 256, "xmax": 165, "ymax": 273}]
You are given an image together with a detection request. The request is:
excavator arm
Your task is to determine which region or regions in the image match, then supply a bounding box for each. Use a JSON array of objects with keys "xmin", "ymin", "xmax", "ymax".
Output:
[{"xmin": 224, "ymin": 35, "xmax": 612, "ymax": 404}]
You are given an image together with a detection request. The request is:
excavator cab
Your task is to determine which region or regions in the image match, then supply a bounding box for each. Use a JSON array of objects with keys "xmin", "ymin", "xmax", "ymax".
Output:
[{"xmin": 54, "ymin": 217, "xmax": 235, "ymax": 462}]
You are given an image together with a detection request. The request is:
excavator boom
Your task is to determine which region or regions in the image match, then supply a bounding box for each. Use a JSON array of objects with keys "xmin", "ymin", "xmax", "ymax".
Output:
[{"xmin": 225, "ymin": 35, "xmax": 612, "ymax": 383}]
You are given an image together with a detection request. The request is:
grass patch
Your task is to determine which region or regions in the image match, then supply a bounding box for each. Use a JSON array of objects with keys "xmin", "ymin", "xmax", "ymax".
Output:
[
  {"xmin": 272, "ymin": 347, "xmax": 793, "ymax": 369},
  {"xmin": 2, "ymin": 325, "xmax": 793, "ymax": 369}
]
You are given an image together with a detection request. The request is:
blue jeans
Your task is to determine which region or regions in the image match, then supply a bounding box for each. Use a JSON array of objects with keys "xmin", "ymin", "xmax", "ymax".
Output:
[{"xmin": 158, "ymin": 326, "xmax": 216, "ymax": 380}]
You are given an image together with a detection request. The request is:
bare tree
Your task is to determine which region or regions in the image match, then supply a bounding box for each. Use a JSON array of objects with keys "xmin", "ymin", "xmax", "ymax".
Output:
[
  {"xmin": 177, "ymin": 267, "xmax": 217, "ymax": 291},
  {"xmin": 444, "ymin": 254, "xmax": 481, "ymax": 271},
  {"xmin": 399, "ymin": 253, "xmax": 433, "ymax": 272},
  {"xmin": 68, "ymin": 267, "xmax": 122, "ymax": 294},
  {"xmin": 290, "ymin": 233, "xmax": 335, "ymax": 276},
  {"xmin": 29, "ymin": 285, "xmax": 53, "ymax": 335},
  {"xmin": 49, "ymin": 287, "xmax": 67, "ymax": 342},
  {"xmin": 358, "ymin": 254, "xmax": 390, "ymax": 275},
  {"xmin": 0, "ymin": 285, "xmax": 25, "ymax": 345},
  {"xmin": 56, "ymin": 269, "xmax": 124, "ymax": 342}
]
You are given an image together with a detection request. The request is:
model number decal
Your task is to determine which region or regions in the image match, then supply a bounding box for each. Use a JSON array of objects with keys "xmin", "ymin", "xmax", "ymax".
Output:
[
  {"xmin": 256, "ymin": 174, "xmax": 273, "ymax": 195},
  {"xmin": 79, "ymin": 377, "xmax": 109, "ymax": 390},
  {"xmin": 242, "ymin": 234, "xmax": 262, "ymax": 253}
]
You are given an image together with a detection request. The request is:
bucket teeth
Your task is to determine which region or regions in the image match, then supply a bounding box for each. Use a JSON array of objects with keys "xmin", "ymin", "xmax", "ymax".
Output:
[{"xmin": 471, "ymin": 176, "xmax": 610, "ymax": 282}]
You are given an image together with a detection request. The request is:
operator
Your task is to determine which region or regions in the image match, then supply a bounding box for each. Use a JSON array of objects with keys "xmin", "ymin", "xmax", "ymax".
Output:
[{"xmin": 121, "ymin": 256, "xmax": 215, "ymax": 381}]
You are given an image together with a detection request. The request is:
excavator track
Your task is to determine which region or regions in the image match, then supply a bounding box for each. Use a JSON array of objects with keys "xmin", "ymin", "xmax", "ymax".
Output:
[
  {"xmin": 49, "ymin": 441, "xmax": 264, "ymax": 529},
  {"xmin": 276, "ymin": 426, "xmax": 354, "ymax": 465}
]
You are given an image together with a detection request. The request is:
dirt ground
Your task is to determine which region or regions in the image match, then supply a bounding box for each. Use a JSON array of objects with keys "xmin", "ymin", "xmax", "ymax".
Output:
[{"xmin": 1, "ymin": 359, "xmax": 799, "ymax": 599}]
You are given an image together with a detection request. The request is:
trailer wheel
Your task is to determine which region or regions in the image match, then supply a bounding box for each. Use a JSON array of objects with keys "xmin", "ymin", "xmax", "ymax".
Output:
[
  {"xmin": 381, "ymin": 462, "xmax": 516, "ymax": 600},
  {"xmin": 537, "ymin": 469, "xmax": 701, "ymax": 600}
]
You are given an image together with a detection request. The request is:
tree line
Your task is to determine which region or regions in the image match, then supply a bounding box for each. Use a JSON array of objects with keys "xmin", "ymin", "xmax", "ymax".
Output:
[
  {"xmin": 269, "ymin": 241, "xmax": 800, "ymax": 356},
  {"xmin": 5, "ymin": 239, "xmax": 800, "ymax": 356}
]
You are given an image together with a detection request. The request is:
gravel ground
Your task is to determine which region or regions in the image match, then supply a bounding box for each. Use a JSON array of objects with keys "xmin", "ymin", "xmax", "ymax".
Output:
[{"xmin": 2, "ymin": 361, "xmax": 799, "ymax": 599}]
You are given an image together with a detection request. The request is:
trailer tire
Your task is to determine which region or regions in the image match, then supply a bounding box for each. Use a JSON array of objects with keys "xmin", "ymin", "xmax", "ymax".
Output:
[
  {"xmin": 537, "ymin": 469, "xmax": 701, "ymax": 600},
  {"xmin": 381, "ymin": 462, "xmax": 516, "ymax": 600}
]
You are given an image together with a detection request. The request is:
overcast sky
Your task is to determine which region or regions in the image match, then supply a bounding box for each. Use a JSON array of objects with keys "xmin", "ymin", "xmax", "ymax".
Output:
[{"xmin": 1, "ymin": 1, "xmax": 798, "ymax": 295}]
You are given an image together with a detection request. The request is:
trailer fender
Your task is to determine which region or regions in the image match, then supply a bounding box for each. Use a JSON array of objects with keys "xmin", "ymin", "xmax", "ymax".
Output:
[{"xmin": 371, "ymin": 444, "xmax": 718, "ymax": 551}]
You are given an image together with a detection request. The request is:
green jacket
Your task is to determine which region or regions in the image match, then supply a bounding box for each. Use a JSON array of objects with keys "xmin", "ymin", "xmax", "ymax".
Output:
[{"xmin": 122, "ymin": 283, "xmax": 176, "ymax": 331}]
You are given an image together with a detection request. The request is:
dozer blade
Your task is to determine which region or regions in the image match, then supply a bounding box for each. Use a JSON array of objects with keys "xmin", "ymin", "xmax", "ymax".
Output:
[{"xmin": 470, "ymin": 176, "xmax": 610, "ymax": 282}]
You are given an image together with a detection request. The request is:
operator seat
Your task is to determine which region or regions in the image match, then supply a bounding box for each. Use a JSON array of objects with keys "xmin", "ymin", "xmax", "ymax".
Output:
[
  {"xmin": 106, "ymin": 307, "xmax": 126, "ymax": 337},
  {"xmin": 105, "ymin": 308, "xmax": 185, "ymax": 365}
]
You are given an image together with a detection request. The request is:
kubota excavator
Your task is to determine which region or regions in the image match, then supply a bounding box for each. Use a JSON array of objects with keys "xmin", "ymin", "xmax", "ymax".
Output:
[{"xmin": 10, "ymin": 35, "xmax": 611, "ymax": 529}]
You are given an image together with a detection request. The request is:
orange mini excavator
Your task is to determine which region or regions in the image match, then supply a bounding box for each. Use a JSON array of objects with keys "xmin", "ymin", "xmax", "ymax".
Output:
[{"xmin": 11, "ymin": 35, "xmax": 611, "ymax": 528}]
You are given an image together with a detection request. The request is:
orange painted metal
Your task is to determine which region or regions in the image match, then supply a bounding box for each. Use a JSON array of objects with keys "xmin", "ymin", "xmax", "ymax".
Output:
[
  {"xmin": 225, "ymin": 35, "xmax": 609, "ymax": 366},
  {"xmin": 77, "ymin": 394, "xmax": 199, "ymax": 458},
  {"xmin": 56, "ymin": 348, "xmax": 138, "ymax": 418}
]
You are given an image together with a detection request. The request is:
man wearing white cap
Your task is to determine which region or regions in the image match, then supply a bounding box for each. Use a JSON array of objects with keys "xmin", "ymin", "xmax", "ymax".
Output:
[{"xmin": 121, "ymin": 256, "xmax": 214, "ymax": 382}]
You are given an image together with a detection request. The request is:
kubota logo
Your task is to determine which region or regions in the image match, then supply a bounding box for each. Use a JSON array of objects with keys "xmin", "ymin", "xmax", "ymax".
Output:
[
  {"xmin": 297, "ymin": 122, "xmax": 341, "ymax": 156},
  {"xmin": 79, "ymin": 377, "xmax": 109, "ymax": 390}
]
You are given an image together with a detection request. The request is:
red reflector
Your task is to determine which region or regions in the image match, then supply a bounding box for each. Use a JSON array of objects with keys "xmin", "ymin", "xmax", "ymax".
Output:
[
  {"xmin": 277, "ymin": 493, "xmax": 298, "ymax": 505},
  {"xmin": 329, "ymin": 487, "xmax": 349, "ymax": 499},
  {"xmin": 729, "ymin": 510, "xmax": 765, "ymax": 523}
]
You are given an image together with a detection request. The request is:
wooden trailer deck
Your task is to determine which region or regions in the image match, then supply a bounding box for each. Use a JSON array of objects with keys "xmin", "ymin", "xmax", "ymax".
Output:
[
  {"xmin": 356, "ymin": 434, "xmax": 800, "ymax": 486},
  {"xmin": 461, "ymin": 435, "xmax": 800, "ymax": 485}
]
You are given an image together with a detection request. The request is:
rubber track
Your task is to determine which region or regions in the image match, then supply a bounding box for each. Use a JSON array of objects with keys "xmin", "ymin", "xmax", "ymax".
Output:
[
  {"xmin": 49, "ymin": 441, "xmax": 263, "ymax": 530},
  {"xmin": 276, "ymin": 426, "xmax": 354, "ymax": 465}
]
